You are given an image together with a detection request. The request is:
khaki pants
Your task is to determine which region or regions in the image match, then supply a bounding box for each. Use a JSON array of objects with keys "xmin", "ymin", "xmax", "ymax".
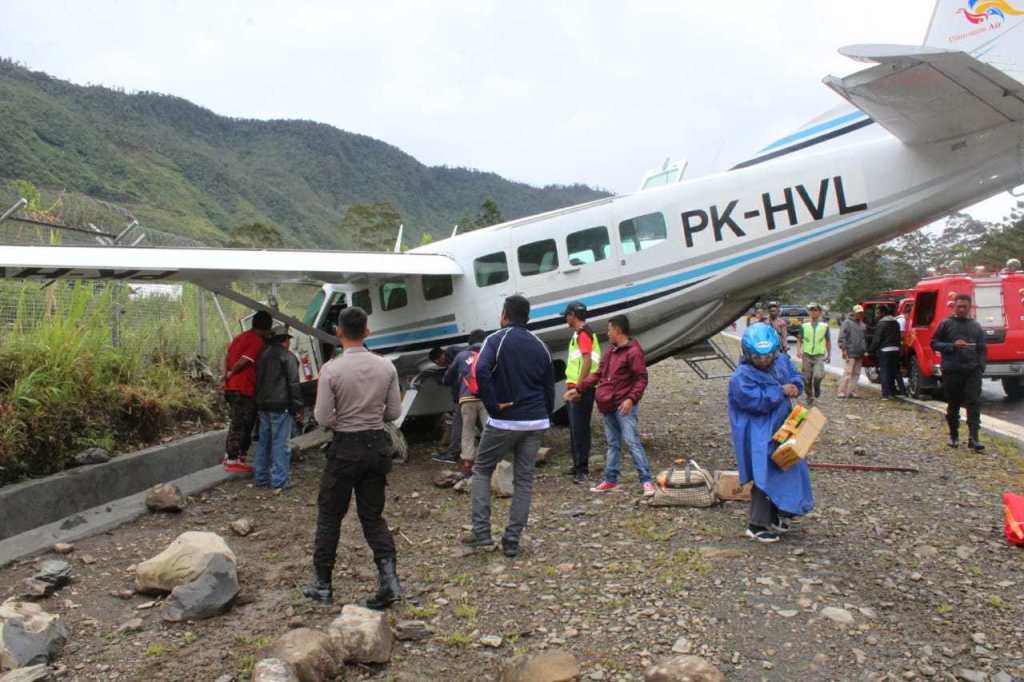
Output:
[
  {"xmin": 460, "ymin": 400, "xmax": 488, "ymax": 462},
  {"xmin": 838, "ymin": 356, "xmax": 863, "ymax": 397}
]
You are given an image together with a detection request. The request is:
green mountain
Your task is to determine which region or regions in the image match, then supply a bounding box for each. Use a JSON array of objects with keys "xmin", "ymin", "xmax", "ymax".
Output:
[{"xmin": 0, "ymin": 59, "xmax": 609, "ymax": 247}]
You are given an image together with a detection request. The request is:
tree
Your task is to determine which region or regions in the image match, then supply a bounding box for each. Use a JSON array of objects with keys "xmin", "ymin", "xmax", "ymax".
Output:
[
  {"xmin": 881, "ymin": 230, "xmax": 937, "ymax": 287},
  {"xmin": 228, "ymin": 222, "xmax": 284, "ymax": 248},
  {"xmin": 337, "ymin": 202, "xmax": 402, "ymax": 251},
  {"xmin": 835, "ymin": 247, "xmax": 896, "ymax": 312},
  {"xmin": 475, "ymin": 198, "xmax": 502, "ymax": 229}
]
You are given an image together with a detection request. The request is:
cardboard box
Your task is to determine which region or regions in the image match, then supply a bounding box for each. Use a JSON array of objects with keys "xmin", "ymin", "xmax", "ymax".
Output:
[
  {"xmin": 771, "ymin": 406, "xmax": 827, "ymax": 470},
  {"xmin": 714, "ymin": 470, "xmax": 752, "ymax": 501}
]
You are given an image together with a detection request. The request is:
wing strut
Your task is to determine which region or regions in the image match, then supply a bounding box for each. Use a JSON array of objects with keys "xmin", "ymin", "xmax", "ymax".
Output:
[{"xmin": 197, "ymin": 282, "xmax": 339, "ymax": 347}]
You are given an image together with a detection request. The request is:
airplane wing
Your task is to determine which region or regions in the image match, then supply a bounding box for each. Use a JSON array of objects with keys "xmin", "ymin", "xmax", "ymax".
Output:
[
  {"xmin": 824, "ymin": 44, "xmax": 1024, "ymax": 144},
  {"xmin": 0, "ymin": 245, "xmax": 462, "ymax": 285}
]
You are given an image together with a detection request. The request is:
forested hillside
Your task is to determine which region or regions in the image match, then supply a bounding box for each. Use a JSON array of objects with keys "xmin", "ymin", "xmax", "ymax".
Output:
[{"xmin": 0, "ymin": 59, "xmax": 608, "ymax": 247}]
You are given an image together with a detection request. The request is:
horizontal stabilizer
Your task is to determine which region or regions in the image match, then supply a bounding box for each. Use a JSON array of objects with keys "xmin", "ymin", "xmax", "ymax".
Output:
[
  {"xmin": 0, "ymin": 245, "xmax": 462, "ymax": 285},
  {"xmin": 824, "ymin": 44, "xmax": 1024, "ymax": 144}
]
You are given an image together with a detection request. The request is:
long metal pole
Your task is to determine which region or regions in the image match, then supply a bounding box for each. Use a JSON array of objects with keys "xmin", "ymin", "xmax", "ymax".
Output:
[
  {"xmin": 808, "ymin": 462, "xmax": 919, "ymax": 473},
  {"xmin": 0, "ymin": 198, "xmax": 26, "ymax": 224}
]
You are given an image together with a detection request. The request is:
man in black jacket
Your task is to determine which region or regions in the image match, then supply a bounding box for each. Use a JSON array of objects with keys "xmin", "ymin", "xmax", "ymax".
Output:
[
  {"xmin": 869, "ymin": 306, "xmax": 905, "ymax": 399},
  {"xmin": 931, "ymin": 294, "xmax": 987, "ymax": 451},
  {"xmin": 253, "ymin": 325, "xmax": 304, "ymax": 491}
]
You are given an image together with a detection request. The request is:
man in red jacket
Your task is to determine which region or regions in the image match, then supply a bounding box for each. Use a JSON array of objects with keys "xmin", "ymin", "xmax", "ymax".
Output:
[
  {"xmin": 565, "ymin": 314, "xmax": 655, "ymax": 497},
  {"xmin": 222, "ymin": 310, "xmax": 272, "ymax": 473}
]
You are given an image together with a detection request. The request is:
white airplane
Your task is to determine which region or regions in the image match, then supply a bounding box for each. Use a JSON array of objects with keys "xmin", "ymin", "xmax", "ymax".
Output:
[{"xmin": 4, "ymin": 0, "xmax": 1024, "ymax": 453}]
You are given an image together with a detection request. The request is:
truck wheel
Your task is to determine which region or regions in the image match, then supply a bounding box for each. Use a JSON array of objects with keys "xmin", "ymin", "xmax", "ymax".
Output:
[
  {"xmin": 384, "ymin": 422, "xmax": 408, "ymax": 463},
  {"xmin": 1002, "ymin": 377, "xmax": 1024, "ymax": 401},
  {"xmin": 908, "ymin": 358, "xmax": 923, "ymax": 400}
]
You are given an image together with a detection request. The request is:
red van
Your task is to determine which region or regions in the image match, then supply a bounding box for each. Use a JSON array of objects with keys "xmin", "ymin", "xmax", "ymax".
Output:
[{"xmin": 860, "ymin": 264, "xmax": 1024, "ymax": 399}]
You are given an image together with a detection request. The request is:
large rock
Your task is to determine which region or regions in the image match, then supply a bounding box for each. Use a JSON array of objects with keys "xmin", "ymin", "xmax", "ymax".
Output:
[
  {"xmin": 73, "ymin": 447, "xmax": 110, "ymax": 466},
  {"xmin": 145, "ymin": 483, "xmax": 186, "ymax": 512},
  {"xmin": 265, "ymin": 629, "xmax": 339, "ymax": 682},
  {"xmin": 644, "ymin": 655, "xmax": 725, "ymax": 682},
  {"xmin": 433, "ymin": 471, "xmax": 463, "ymax": 489},
  {"xmin": 161, "ymin": 554, "xmax": 239, "ymax": 622},
  {"xmin": 0, "ymin": 600, "xmax": 67, "ymax": 671},
  {"xmin": 230, "ymin": 518, "xmax": 255, "ymax": 537},
  {"xmin": 328, "ymin": 604, "xmax": 393, "ymax": 664},
  {"xmin": 492, "ymin": 461, "xmax": 515, "ymax": 498},
  {"xmin": 0, "ymin": 665, "xmax": 53, "ymax": 681},
  {"xmin": 32, "ymin": 562, "xmax": 70, "ymax": 588},
  {"xmin": 251, "ymin": 658, "xmax": 299, "ymax": 682},
  {"xmin": 135, "ymin": 531, "xmax": 236, "ymax": 593},
  {"xmin": 501, "ymin": 650, "xmax": 580, "ymax": 682}
]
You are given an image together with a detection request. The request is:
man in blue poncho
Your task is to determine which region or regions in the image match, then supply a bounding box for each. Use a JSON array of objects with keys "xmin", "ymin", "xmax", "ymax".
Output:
[{"xmin": 729, "ymin": 323, "xmax": 815, "ymax": 543}]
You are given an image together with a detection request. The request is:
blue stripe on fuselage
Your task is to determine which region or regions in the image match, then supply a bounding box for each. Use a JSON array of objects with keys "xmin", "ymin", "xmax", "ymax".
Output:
[
  {"xmin": 758, "ymin": 111, "xmax": 869, "ymax": 153},
  {"xmin": 365, "ymin": 323, "xmax": 460, "ymax": 349}
]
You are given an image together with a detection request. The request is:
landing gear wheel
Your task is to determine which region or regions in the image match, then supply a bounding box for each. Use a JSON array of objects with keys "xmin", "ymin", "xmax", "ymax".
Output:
[
  {"xmin": 384, "ymin": 422, "xmax": 408, "ymax": 463},
  {"xmin": 1002, "ymin": 376, "xmax": 1024, "ymax": 401},
  {"xmin": 908, "ymin": 357, "xmax": 924, "ymax": 400}
]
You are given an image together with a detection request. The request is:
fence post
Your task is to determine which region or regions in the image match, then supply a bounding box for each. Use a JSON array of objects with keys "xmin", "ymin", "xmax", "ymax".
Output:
[
  {"xmin": 197, "ymin": 288, "xmax": 208, "ymax": 359},
  {"xmin": 111, "ymin": 285, "xmax": 122, "ymax": 348}
]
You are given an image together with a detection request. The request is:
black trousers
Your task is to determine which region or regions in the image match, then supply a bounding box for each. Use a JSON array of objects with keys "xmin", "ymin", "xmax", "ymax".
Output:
[
  {"xmin": 567, "ymin": 389, "xmax": 595, "ymax": 474},
  {"xmin": 224, "ymin": 392, "xmax": 257, "ymax": 459},
  {"xmin": 312, "ymin": 430, "xmax": 396, "ymax": 575},
  {"xmin": 749, "ymin": 484, "xmax": 779, "ymax": 529},
  {"xmin": 943, "ymin": 367, "xmax": 983, "ymax": 437},
  {"xmin": 878, "ymin": 351, "xmax": 905, "ymax": 398}
]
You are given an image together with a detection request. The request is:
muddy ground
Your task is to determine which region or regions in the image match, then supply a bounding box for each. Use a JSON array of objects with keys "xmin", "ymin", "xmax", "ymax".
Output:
[{"xmin": 2, "ymin": 350, "xmax": 1023, "ymax": 681}]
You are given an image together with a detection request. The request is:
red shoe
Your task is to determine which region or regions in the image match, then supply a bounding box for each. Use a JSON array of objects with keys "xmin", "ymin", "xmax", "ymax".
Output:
[
  {"xmin": 589, "ymin": 481, "xmax": 618, "ymax": 493},
  {"xmin": 224, "ymin": 459, "xmax": 253, "ymax": 474}
]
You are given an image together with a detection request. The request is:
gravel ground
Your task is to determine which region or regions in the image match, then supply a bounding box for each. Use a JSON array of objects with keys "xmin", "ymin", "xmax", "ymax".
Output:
[{"xmin": 2, "ymin": 347, "xmax": 1023, "ymax": 681}]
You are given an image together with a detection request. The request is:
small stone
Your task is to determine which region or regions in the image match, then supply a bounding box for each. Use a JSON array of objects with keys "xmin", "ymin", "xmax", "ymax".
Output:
[
  {"xmin": 136, "ymin": 601, "xmax": 158, "ymax": 610},
  {"xmin": 328, "ymin": 604, "xmax": 393, "ymax": 663},
  {"xmin": 991, "ymin": 673, "xmax": 1012, "ymax": 682},
  {"xmin": 396, "ymin": 620, "xmax": 433, "ymax": 641},
  {"xmin": 229, "ymin": 518, "xmax": 254, "ymax": 537},
  {"xmin": 52, "ymin": 543, "xmax": 74, "ymax": 555},
  {"xmin": 910, "ymin": 572, "xmax": 923, "ymax": 582},
  {"xmin": 116, "ymin": 617, "xmax": 143, "ymax": 633},
  {"xmin": 971, "ymin": 632, "xmax": 986, "ymax": 645},
  {"xmin": 21, "ymin": 579, "xmax": 54, "ymax": 600},
  {"xmin": 110, "ymin": 590, "xmax": 134, "ymax": 600},
  {"xmin": 644, "ymin": 655, "xmax": 725, "ymax": 682},
  {"xmin": 852, "ymin": 648, "xmax": 867, "ymax": 665},
  {"xmin": 80, "ymin": 555, "xmax": 97, "ymax": 566},
  {"xmin": 776, "ymin": 609, "xmax": 798, "ymax": 618},
  {"xmin": 492, "ymin": 461, "xmax": 515, "ymax": 498},
  {"xmin": 853, "ymin": 446, "xmax": 867, "ymax": 456},
  {"xmin": 502, "ymin": 650, "xmax": 580, "ymax": 682},
  {"xmin": 145, "ymin": 483, "xmax": 186, "ymax": 512},
  {"xmin": 452, "ymin": 478, "xmax": 470, "ymax": 493},
  {"xmin": 920, "ymin": 665, "xmax": 937, "ymax": 677},
  {"xmin": 671, "ymin": 637, "xmax": 692, "ymax": 654},
  {"xmin": 251, "ymin": 658, "xmax": 299, "ymax": 682},
  {"xmin": 556, "ymin": 563, "xmax": 575, "ymax": 574},
  {"xmin": 956, "ymin": 670, "xmax": 988, "ymax": 682},
  {"xmin": 433, "ymin": 471, "xmax": 463, "ymax": 488},
  {"xmin": 33, "ymin": 561, "xmax": 72, "ymax": 587},
  {"xmin": 480, "ymin": 635, "xmax": 503, "ymax": 648},
  {"xmin": 73, "ymin": 447, "xmax": 110, "ymax": 466},
  {"xmin": 820, "ymin": 606, "xmax": 854, "ymax": 625}
]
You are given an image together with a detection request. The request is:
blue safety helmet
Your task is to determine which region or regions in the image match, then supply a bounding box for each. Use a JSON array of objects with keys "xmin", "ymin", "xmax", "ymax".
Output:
[{"xmin": 741, "ymin": 322, "xmax": 780, "ymax": 362}]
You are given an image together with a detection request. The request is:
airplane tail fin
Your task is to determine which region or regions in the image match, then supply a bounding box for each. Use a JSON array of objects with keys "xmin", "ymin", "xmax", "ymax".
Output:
[{"xmin": 924, "ymin": 0, "xmax": 1024, "ymax": 80}]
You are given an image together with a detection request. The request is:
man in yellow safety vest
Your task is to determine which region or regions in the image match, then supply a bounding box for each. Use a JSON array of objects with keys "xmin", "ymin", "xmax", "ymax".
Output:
[
  {"xmin": 562, "ymin": 302, "xmax": 601, "ymax": 484},
  {"xmin": 795, "ymin": 303, "xmax": 831, "ymax": 406}
]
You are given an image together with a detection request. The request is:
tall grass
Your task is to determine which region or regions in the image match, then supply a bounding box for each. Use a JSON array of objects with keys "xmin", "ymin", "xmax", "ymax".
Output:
[{"xmin": 0, "ymin": 282, "xmax": 216, "ymax": 485}]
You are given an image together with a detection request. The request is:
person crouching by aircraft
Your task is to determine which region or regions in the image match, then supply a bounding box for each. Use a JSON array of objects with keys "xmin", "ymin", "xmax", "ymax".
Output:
[
  {"xmin": 431, "ymin": 345, "xmax": 465, "ymax": 465},
  {"xmin": 304, "ymin": 306, "xmax": 403, "ymax": 608},
  {"xmin": 223, "ymin": 310, "xmax": 272, "ymax": 473},
  {"xmin": 562, "ymin": 301, "xmax": 601, "ymax": 484},
  {"xmin": 567, "ymin": 314, "xmax": 656, "ymax": 497},
  {"xmin": 443, "ymin": 329, "xmax": 488, "ymax": 479},
  {"xmin": 463, "ymin": 295, "xmax": 554, "ymax": 559},
  {"xmin": 253, "ymin": 325, "xmax": 303, "ymax": 492},
  {"xmin": 728, "ymin": 323, "xmax": 814, "ymax": 543}
]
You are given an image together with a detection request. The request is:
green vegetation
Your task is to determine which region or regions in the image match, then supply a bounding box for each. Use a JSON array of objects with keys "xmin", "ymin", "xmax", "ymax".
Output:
[
  {"xmin": 0, "ymin": 58, "xmax": 607, "ymax": 248},
  {"xmin": 144, "ymin": 643, "xmax": 168, "ymax": 658}
]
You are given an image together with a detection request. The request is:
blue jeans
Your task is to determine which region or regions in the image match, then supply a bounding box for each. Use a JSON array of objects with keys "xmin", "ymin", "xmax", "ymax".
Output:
[
  {"xmin": 254, "ymin": 411, "xmax": 292, "ymax": 489},
  {"xmin": 601, "ymin": 406, "xmax": 652, "ymax": 484}
]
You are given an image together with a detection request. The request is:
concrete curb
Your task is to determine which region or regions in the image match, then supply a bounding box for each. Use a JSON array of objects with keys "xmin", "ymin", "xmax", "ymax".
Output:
[
  {"xmin": 0, "ymin": 429, "xmax": 227, "ymax": 541},
  {"xmin": 719, "ymin": 333, "xmax": 1024, "ymax": 445}
]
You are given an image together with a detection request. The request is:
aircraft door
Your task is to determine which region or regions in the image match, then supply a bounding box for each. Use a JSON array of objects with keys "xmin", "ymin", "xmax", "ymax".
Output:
[{"xmin": 563, "ymin": 223, "xmax": 618, "ymax": 290}]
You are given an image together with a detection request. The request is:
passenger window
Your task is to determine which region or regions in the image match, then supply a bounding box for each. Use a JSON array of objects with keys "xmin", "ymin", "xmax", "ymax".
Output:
[
  {"xmin": 422, "ymin": 275, "xmax": 454, "ymax": 301},
  {"xmin": 518, "ymin": 239, "xmax": 559, "ymax": 276},
  {"xmin": 913, "ymin": 292, "xmax": 936, "ymax": 327},
  {"xmin": 567, "ymin": 226, "xmax": 610, "ymax": 265},
  {"xmin": 619, "ymin": 212, "xmax": 667, "ymax": 255},
  {"xmin": 352, "ymin": 289, "xmax": 372, "ymax": 315},
  {"xmin": 379, "ymin": 280, "xmax": 408, "ymax": 311},
  {"xmin": 474, "ymin": 252, "xmax": 509, "ymax": 287}
]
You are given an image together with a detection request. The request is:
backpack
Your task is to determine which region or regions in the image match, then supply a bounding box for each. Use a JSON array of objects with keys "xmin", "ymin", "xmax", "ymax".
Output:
[{"xmin": 462, "ymin": 350, "xmax": 481, "ymax": 396}]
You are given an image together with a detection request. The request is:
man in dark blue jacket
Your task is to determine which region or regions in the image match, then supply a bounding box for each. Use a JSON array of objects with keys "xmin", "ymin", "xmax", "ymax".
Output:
[
  {"xmin": 464, "ymin": 295, "xmax": 554, "ymax": 558},
  {"xmin": 931, "ymin": 293, "xmax": 987, "ymax": 451}
]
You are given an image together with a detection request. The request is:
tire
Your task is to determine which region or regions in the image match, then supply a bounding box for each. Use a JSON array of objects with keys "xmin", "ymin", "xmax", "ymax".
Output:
[
  {"xmin": 865, "ymin": 367, "xmax": 880, "ymax": 384},
  {"xmin": 908, "ymin": 357, "xmax": 923, "ymax": 400},
  {"xmin": 384, "ymin": 422, "xmax": 408, "ymax": 463},
  {"xmin": 1002, "ymin": 376, "xmax": 1024, "ymax": 401}
]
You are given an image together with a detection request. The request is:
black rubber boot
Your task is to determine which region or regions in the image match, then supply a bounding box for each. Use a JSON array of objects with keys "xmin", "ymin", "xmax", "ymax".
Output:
[
  {"xmin": 968, "ymin": 428, "xmax": 985, "ymax": 452},
  {"xmin": 302, "ymin": 567, "xmax": 333, "ymax": 605},
  {"xmin": 365, "ymin": 557, "xmax": 402, "ymax": 610}
]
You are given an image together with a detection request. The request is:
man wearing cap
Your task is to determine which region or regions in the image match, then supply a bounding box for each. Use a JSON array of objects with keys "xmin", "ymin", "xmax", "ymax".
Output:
[
  {"xmin": 766, "ymin": 302, "xmax": 790, "ymax": 354},
  {"xmin": 795, "ymin": 303, "xmax": 830, "ymax": 406},
  {"xmin": 837, "ymin": 305, "xmax": 867, "ymax": 398},
  {"xmin": 562, "ymin": 302, "xmax": 601, "ymax": 484},
  {"xmin": 253, "ymin": 325, "xmax": 303, "ymax": 491}
]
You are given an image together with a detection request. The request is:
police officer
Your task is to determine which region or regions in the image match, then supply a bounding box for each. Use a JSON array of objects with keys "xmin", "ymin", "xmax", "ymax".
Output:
[
  {"xmin": 931, "ymin": 293, "xmax": 987, "ymax": 451},
  {"xmin": 304, "ymin": 306, "xmax": 403, "ymax": 608},
  {"xmin": 562, "ymin": 302, "xmax": 601, "ymax": 484}
]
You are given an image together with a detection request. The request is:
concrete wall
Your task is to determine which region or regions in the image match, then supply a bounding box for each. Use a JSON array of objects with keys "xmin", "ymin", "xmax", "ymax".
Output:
[{"xmin": 0, "ymin": 430, "xmax": 225, "ymax": 541}]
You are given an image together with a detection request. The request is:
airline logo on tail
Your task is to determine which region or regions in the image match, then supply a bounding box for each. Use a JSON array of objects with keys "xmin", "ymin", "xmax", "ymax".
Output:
[{"xmin": 957, "ymin": 0, "xmax": 1023, "ymax": 26}]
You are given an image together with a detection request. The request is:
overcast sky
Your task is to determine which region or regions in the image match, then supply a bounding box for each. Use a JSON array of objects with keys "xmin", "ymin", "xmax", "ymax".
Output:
[{"xmin": 0, "ymin": 0, "xmax": 1015, "ymax": 222}]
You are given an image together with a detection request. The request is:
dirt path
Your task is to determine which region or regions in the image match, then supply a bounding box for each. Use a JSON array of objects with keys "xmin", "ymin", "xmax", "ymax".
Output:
[{"xmin": 3, "ymin": 357, "xmax": 1023, "ymax": 681}]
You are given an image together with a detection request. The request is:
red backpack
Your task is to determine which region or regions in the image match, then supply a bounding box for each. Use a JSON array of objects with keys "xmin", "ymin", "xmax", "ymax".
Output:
[{"xmin": 462, "ymin": 350, "xmax": 481, "ymax": 396}]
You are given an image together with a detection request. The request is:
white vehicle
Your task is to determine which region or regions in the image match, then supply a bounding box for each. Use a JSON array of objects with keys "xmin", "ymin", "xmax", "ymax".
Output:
[{"xmin": 3, "ymin": 0, "xmax": 1024, "ymax": 447}]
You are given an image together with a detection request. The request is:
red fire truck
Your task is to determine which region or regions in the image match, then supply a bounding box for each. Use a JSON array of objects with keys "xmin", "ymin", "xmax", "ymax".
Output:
[{"xmin": 860, "ymin": 261, "xmax": 1024, "ymax": 400}]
